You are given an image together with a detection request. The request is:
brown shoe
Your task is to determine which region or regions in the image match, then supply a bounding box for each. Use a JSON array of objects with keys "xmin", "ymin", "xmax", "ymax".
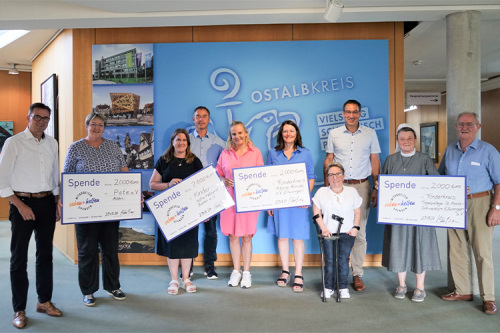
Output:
[
  {"xmin": 353, "ymin": 276, "xmax": 366, "ymax": 291},
  {"xmin": 36, "ymin": 301, "xmax": 62, "ymax": 317},
  {"xmin": 484, "ymin": 301, "xmax": 497, "ymax": 315},
  {"xmin": 13, "ymin": 311, "xmax": 26, "ymax": 329},
  {"xmin": 441, "ymin": 291, "xmax": 473, "ymax": 301}
]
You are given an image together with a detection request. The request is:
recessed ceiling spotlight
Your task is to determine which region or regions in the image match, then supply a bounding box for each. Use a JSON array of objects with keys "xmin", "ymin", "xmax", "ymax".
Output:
[
  {"xmin": 8, "ymin": 63, "xmax": 19, "ymax": 75},
  {"xmin": 324, "ymin": 0, "xmax": 344, "ymax": 22}
]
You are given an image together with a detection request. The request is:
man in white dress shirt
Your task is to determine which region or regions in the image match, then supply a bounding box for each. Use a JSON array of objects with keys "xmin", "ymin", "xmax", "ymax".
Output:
[
  {"xmin": 323, "ymin": 99, "xmax": 381, "ymax": 292},
  {"xmin": 0, "ymin": 103, "xmax": 62, "ymax": 329}
]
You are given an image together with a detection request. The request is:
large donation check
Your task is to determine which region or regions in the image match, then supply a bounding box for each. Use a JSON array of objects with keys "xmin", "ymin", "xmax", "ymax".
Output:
[
  {"xmin": 146, "ymin": 166, "xmax": 234, "ymax": 242},
  {"xmin": 377, "ymin": 175, "xmax": 466, "ymax": 229},
  {"xmin": 61, "ymin": 172, "xmax": 142, "ymax": 224},
  {"xmin": 233, "ymin": 163, "xmax": 311, "ymax": 213}
]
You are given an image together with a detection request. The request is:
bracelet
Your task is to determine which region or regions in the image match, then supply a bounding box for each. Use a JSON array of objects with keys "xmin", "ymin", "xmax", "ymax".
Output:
[{"xmin": 352, "ymin": 226, "xmax": 360, "ymax": 230}]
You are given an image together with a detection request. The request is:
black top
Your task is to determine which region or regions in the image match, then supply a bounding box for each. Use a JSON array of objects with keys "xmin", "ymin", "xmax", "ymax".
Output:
[{"xmin": 154, "ymin": 156, "xmax": 203, "ymax": 259}]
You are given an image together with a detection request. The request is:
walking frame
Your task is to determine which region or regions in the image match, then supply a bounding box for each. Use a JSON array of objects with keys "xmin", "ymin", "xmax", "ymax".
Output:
[{"xmin": 312, "ymin": 213, "xmax": 344, "ymax": 303}]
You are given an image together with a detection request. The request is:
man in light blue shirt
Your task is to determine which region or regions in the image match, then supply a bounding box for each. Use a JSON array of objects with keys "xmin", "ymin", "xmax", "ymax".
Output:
[
  {"xmin": 439, "ymin": 112, "xmax": 500, "ymax": 315},
  {"xmin": 189, "ymin": 106, "xmax": 225, "ymax": 279}
]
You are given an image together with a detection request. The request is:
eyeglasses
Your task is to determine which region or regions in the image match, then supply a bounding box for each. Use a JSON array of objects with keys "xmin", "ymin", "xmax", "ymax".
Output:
[
  {"xmin": 89, "ymin": 123, "xmax": 105, "ymax": 128},
  {"xmin": 456, "ymin": 122, "xmax": 478, "ymax": 128},
  {"xmin": 343, "ymin": 110, "xmax": 360, "ymax": 115},
  {"xmin": 328, "ymin": 172, "xmax": 344, "ymax": 177},
  {"xmin": 31, "ymin": 115, "xmax": 51, "ymax": 123}
]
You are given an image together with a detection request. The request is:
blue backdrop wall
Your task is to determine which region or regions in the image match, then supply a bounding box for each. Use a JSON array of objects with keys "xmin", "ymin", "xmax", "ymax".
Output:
[{"xmin": 153, "ymin": 39, "xmax": 390, "ymax": 255}]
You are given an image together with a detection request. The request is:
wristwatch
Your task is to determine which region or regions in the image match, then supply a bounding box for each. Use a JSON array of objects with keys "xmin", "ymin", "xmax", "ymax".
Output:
[
  {"xmin": 352, "ymin": 226, "xmax": 360, "ymax": 230},
  {"xmin": 492, "ymin": 204, "xmax": 500, "ymax": 211}
]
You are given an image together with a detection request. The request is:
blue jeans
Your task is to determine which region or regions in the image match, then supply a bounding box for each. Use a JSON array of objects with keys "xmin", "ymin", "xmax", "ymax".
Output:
[{"xmin": 323, "ymin": 233, "xmax": 356, "ymax": 290}]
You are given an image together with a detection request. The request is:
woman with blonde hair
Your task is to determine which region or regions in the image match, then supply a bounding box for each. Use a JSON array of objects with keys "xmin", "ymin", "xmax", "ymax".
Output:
[{"xmin": 216, "ymin": 121, "xmax": 263, "ymax": 288}]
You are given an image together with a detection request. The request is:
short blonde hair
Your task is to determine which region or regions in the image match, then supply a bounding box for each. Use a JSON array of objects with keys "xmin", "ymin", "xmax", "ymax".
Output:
[
  {"xmin": 85, "ymin": 111, "xmax": 107, "ymax": 127},
  {"xmin": 326, "ymin": 161, "xmax": 345, "ymax": 175}
]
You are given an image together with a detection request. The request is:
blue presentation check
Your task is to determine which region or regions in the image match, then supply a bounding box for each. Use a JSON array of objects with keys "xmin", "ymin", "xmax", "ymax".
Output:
[
  {"xmin": 233, "ymin": 163, "xmax": 311, "ymax": 213},
  {"xmin": 146, "ymin": 166, "xmax": 234, "ymax": 242},
  {"xmin": 61, "ymin": 172, "xmax": 142, "ymax": 224},
  {"xmin": 377, "ymin": 174, "xmax": 466, "ymax": 229}
]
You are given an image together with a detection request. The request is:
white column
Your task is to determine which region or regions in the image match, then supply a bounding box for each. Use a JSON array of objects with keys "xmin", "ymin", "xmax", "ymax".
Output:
[{"xmin": 446, "ymin": 10, "xmax": 481, "ymax": 295}]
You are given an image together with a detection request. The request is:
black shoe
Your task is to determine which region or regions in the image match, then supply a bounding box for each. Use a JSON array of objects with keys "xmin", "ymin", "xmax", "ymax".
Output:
[
  {"xmin": 106, "ymin": 288, "xmax": 126, "ymax": 300},
  {"xmin": 204, "ymin": 266, "xmax": 218, "ymax": 279},
  {"xmin": 83, "ymin": 294, "xmax": 95, "ymax": 307}
]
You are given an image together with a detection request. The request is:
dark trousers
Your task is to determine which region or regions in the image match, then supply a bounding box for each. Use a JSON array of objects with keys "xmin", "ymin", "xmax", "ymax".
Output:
[
  {"xmin": 203, "ymin": 214, "xmax": 218, "ymax": 267},
  {"xmin": 75, "ymin": 221, "xmax": 121, "ymax": 295},
  {"xmin": 323, "ymin": 233, "xmax": 356, "ymax": 290},
  {"xmin": 10, "ymin": 195, "xmax": 56, "ymax": 312}
]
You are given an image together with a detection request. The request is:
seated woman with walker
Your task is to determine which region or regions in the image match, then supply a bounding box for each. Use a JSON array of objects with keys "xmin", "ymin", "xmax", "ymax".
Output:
[{"xmin": 312, "ymin": 162, "xmax": 362, "ymax": 299}]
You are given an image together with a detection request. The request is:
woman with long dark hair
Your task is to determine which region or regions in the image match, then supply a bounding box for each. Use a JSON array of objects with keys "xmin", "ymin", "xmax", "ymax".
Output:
[{"xmin": 150, "ymin": 128, "xmax": 203, "ymax": 295}]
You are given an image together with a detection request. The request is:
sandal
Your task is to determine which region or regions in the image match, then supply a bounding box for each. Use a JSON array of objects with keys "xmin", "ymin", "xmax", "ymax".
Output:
[
  {"xmin": 276, "ymin": 270, "xmax": 290, "ymax": 287},
  {"xmin": 182, "ymin": 279, "xmax": 197, "ymax": 293},
  {"xmin": 293, "ymin": 275, "xmax": 304, "ymax": 293},
  {"xmin": 168, "ymin": 280, "xmax": 179, "ymax": 295}
]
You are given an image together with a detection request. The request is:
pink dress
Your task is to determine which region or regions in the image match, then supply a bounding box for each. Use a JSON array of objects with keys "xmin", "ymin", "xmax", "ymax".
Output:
[{"xmin": 216, "ymin": 144, "xmax": 264, "ymax": 236}]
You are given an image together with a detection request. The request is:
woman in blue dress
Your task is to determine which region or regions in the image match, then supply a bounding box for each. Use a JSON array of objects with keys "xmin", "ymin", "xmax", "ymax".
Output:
[{"xmin": 267, "ymin": 120, "xmax": 315, "ymax": 292}]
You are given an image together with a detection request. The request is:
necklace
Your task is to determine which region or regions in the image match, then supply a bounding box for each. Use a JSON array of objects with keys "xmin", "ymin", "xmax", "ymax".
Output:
[
  {"xmin": 400, "ymin": 154, "xmax": 415, "ymax": 172},
  {"xmin": 174, "ymin": 157, "xmax": 184, "ymax": 166}
]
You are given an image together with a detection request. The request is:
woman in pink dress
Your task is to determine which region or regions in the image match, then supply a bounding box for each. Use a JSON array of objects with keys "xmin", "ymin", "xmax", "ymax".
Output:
[{"xmin": 216, "ymin": 120, "xmax": 263, "ymax": 289}]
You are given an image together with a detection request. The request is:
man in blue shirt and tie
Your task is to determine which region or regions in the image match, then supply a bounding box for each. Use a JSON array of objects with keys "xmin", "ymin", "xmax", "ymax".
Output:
[
  {"xmin": 189, "ymin": 106, "xmax": 225, "ymax": 279},
  {"xmin": 439, "ymin": 112, "xmax": 500, "ymax": 315}
]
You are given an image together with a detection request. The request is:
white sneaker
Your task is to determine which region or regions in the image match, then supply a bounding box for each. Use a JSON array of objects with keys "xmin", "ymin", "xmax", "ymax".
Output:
[
  {"xmin": 321, "ymin": 288, "xmax": 334, "ymax": 299},
  {"xmin": 240, "ymin": 271, "xmax": 252, "ymax": 289},
  {"xmin": 340, "ymin": 288, "xmax": 350, "ymax": 299},
  {"xmin": 228, "ymin": 270, "xmax": 242, "ymax": 287}
]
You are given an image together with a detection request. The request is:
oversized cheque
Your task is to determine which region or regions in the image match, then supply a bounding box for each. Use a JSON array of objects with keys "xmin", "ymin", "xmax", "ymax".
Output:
[
  {"xmin": 233, "ymin": 163, "xmax": 311, "ymax": 213},
  {"xmin": 377, "ymin": 174, "xmax": 466, "ymax": 229},
  {"xmin": 61, "ymin": 172, "xmax": 142, "ymax": 224},
  {"xmin": 147, "ymin": 166, "xmax": 234, "ymax": 241}
]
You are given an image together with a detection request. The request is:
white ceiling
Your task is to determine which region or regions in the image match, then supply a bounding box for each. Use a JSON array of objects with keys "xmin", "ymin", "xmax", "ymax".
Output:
[{"xmin": 1, "ymin": 0, "xmax": 500, "ymax": 93}]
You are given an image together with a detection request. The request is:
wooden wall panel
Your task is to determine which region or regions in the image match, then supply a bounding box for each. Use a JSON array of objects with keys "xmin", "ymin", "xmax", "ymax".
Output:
[
  {"xmin": 0, "ymin": 71, "xmax": 32, "ymax": 219},
  {"xmin": 72, "ymin": 29, "xmax": 96, "ymax": 142},
  {"xmin": 193, "ymin": 24, "xmax": 293, "ymax": 42},
  {"xmin": 482, "ymin": 88, "xmax": 500, "ymax": 151},
  {"xmin": 292, "ymin": 22, "xmax": 395, "ymax": 40},
  {"xmin": 96, "ymin": 27, "xmax": 193, "ymax": 44},
  {"xmin": 32, "ymin": 29, "xmax": 78, "ymax": 262}
]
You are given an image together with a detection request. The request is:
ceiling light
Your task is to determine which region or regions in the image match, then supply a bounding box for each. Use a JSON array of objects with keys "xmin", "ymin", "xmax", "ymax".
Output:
[
  {"xmin": 0, "ymin": 30, "xmax": 30, "ymax": 49},
  {"xmin": 8, "ymin": 64, "xmax": 19, "ymax": 75},
  {"xmin": 404, "ymin": 105, "xmax": 417, "ymax": 112},
  {"xmin": 324, "ymin": 0, "xmax": 344, "ymax": 22}
]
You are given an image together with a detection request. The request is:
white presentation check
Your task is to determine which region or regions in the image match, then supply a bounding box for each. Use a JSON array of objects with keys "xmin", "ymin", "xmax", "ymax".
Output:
[
  {"xmin": 377, "ymin": 174, "xmax": 466, "ymax": 229},
  {"xmin": 61, "ymin": 172, "xmax": 142, "ymax": 224},
  {"xmin": 146, "ymin": 166, "xmax": 234, "ymax": 242},
  {"xmin": 233, "ymin": 163, "xmax": 311, "ymax": 213}
]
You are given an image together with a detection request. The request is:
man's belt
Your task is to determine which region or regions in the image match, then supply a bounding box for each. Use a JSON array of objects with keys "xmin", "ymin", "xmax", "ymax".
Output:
[
  {"xmin": 14, "ymin": 191, "xmax": 52, "ymax": 199},
  {"xmin": 466, "ymin": 190, "xmax": 491, "ymax": 200},
  {"xmin": 344, "ymin": 178, "xmax": 369, "ymax": 184}
]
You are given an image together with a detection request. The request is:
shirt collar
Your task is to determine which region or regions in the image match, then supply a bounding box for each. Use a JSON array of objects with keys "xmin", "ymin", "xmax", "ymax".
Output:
[
  {"xmin": 454, "ymin": 137, "xmax": 479, "ymax": 151},
  {"xmin": 230, "ymin": 142, "xmax": 255, "ymax": 153},
  {"xmin": 193, "ymin": 130, "xmax": 211, "ymax": 139},
  {"xmin": 24, "ymin": 127, "xmax": 45, "ymax": 141},
  {"xmin": 342, "ymin": 124, "xmax": 362, "ymax": 133},
  {"xmin": 279, "ymin": 145, "xmax": 302, "ymax": 156}
]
